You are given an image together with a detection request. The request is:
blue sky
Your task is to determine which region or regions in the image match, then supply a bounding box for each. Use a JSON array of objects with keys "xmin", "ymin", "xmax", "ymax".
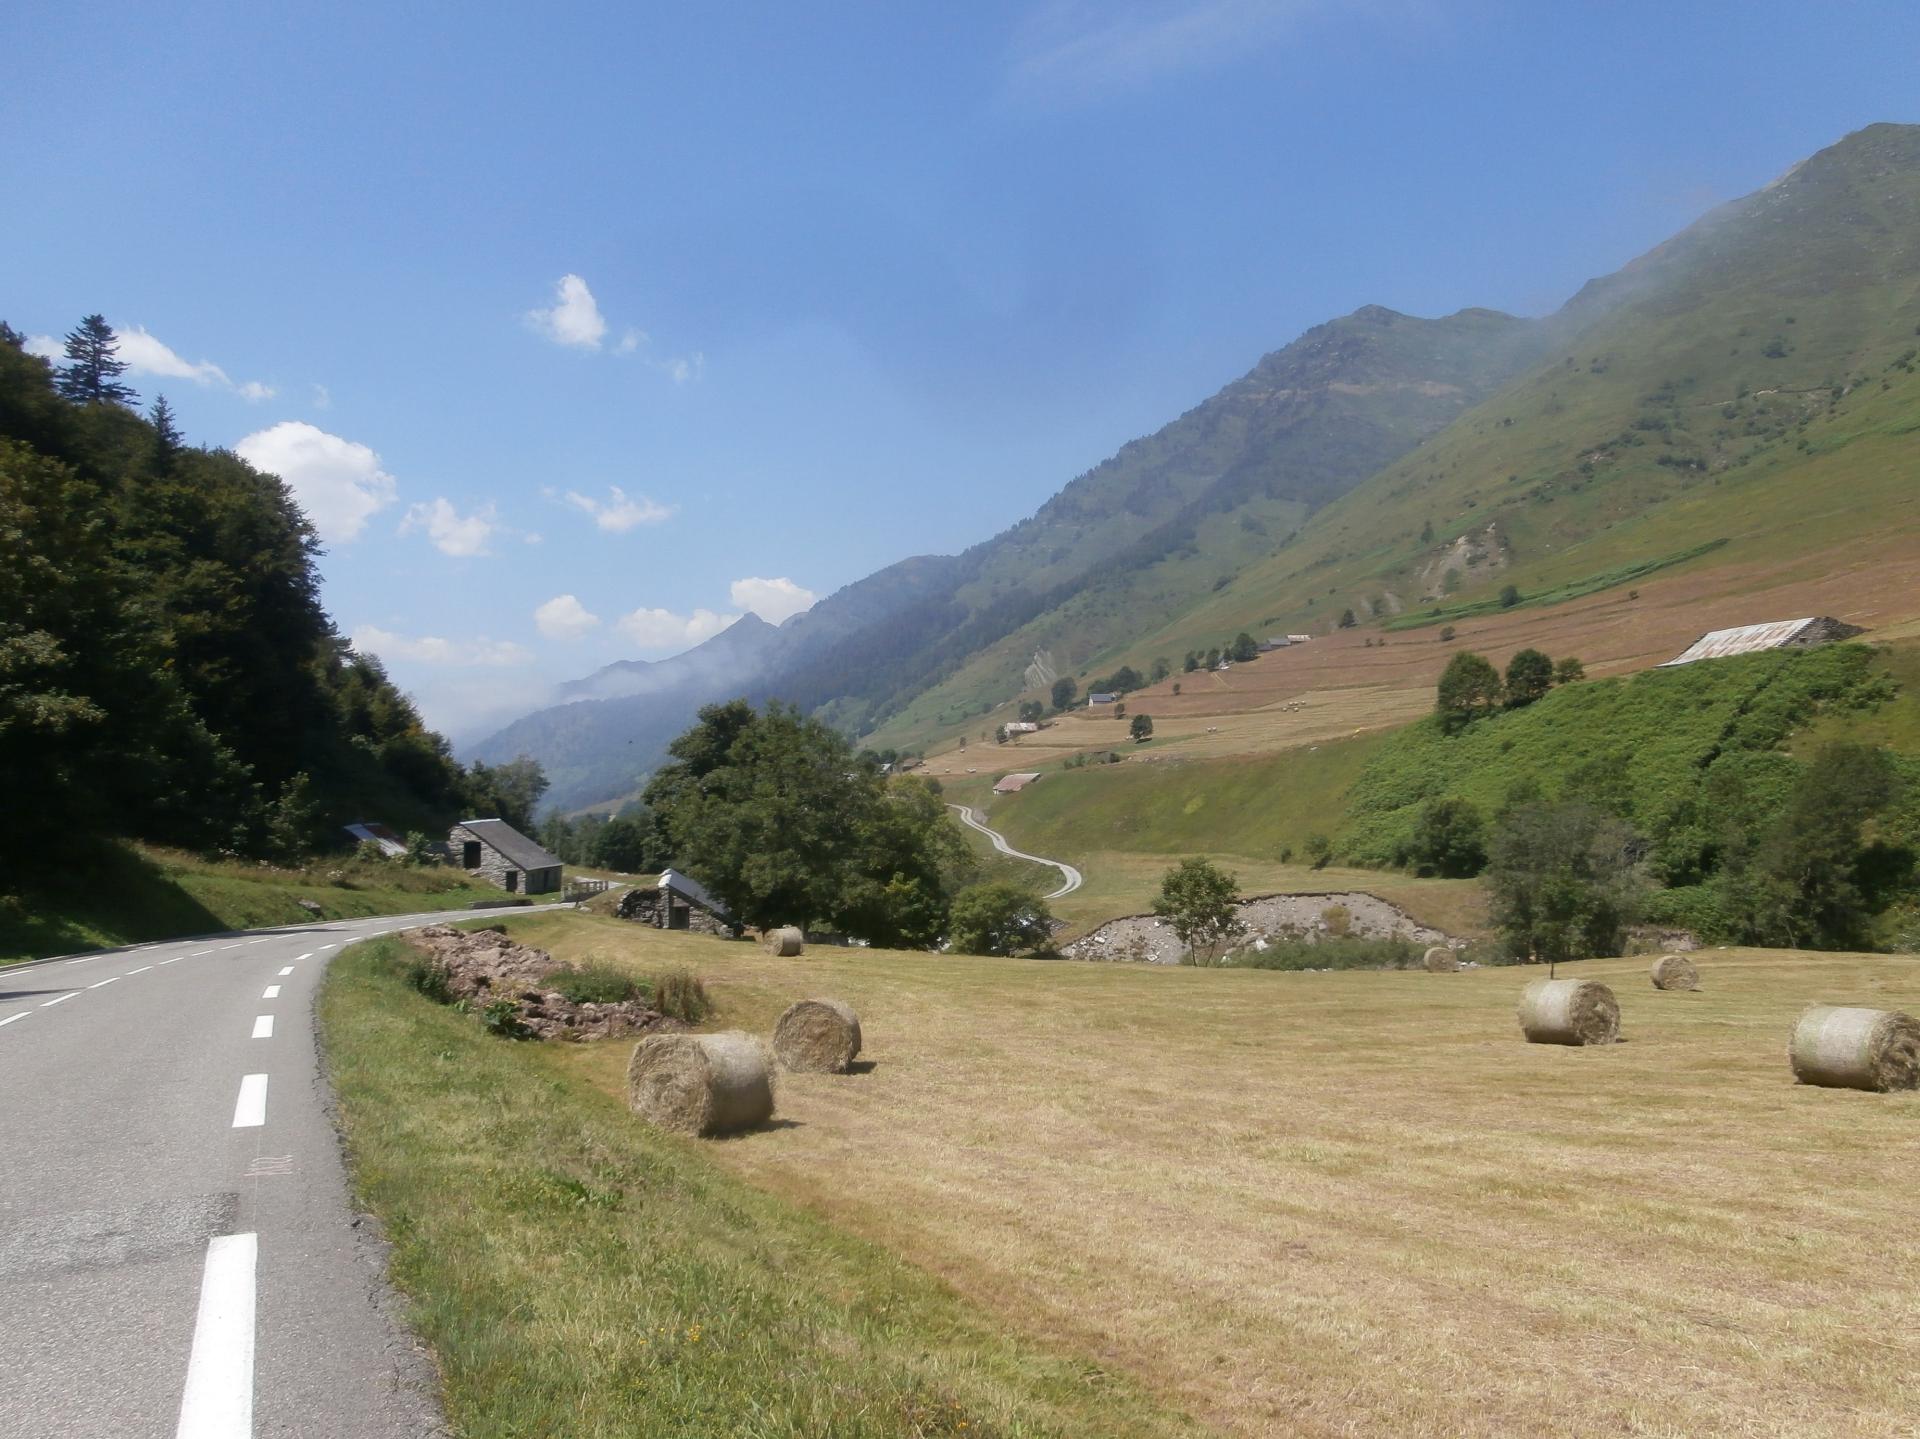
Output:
[{"xmin": 6, "ymin": 1, "xmax": 1917, "ymax": 739}]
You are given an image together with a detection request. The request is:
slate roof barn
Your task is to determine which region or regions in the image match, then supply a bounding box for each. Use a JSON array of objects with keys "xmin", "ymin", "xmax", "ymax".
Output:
[
  {"xmin": 450, "ymin": 818, "xmax": 564, "ymax": 895},
  {"xmin": 1659, "ymin": 616, "xmax": 1865, "ymax": 668}
]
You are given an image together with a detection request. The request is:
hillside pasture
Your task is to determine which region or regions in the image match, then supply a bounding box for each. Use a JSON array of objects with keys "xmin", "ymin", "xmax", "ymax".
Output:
[{"xmin": 504, "ymin": 914, "xmax": 1920, "ymax": 1439}]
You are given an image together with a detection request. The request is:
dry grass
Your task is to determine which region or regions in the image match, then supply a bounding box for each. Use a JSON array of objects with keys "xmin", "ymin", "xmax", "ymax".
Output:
[{"xmin": 511, "ymin": 913, "xmax": 1920, "ymax": 1439}]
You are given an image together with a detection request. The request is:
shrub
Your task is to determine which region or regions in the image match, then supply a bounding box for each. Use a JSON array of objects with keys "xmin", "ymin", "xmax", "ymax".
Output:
[
  {"xmin": 1405, "ymin": 796, "xmax": 1487, "ymax": 877},
  {"xmin": 1229, "ymin": 936, "xmax": 1424, "ymax": 971},
  {"xmin": 481, "ymin": 999, "xmax": 532, "ymax": 1039},
  {"xmin": 1154, "ymin": 857, "xmax": 1243, "ymax": 965},
  {"xmin": 1303, "ymin": 833, "xmax": 1334, "ymax": 869},
  {"xmin": 404, "ymin": 958, "xmax": 454, "ymax": 1004},
  {"xmin": 647, "ymin": 968, "xmax": 713, "ymax": 1023},
  {"xmin": 1320, "ymin": 904, "xmax": 1351, "ymax": 937},
  {"xmin": 948, "ymin": 882, "xmax": 1057, "ymax": 956},
  {"xmin": 548, "ymin": 962, "xmax": 645, "ymax": 1006}
]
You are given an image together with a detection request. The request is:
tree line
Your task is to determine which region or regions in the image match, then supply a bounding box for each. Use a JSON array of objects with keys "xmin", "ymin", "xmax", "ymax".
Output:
[{"xmin": 0, "ymin": 317, "xmax": 541, "ymax": 866}]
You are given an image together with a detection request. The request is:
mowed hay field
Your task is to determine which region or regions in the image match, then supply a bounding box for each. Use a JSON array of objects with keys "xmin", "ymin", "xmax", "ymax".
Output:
[{"xmin": 515, "ymin": 913, "xmax": 1920, "ymax": 1439}]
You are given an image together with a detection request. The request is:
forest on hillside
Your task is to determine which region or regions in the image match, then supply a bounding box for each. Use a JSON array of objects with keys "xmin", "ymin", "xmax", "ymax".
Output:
[{"xmin": 0, "ymin": 318, "xmax": 542, "ymax": 869}]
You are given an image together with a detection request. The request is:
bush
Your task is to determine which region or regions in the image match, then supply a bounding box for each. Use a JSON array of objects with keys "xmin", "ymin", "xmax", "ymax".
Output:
[
  {"xmin": 647, "ymin": 968, "xmax": 713, "ymax": 1023},
  {"xmin": 1228, "ymin": 936, "xmax": 1424, "ymax": 971},
  {"xmin": 404, "ymin": 957, "xmax": 454, "ymax": 1003},
  {"xmin": 548, "ymin": 962, "xmax": 645, "ymax": 1006},
  {"xmin": 948, "ymin": 883, "xmax": 1056, "ymax": 956},
  {"xmin": 1405, "ymin": 796, "xmax": 1487, "ymax": 877},
  {"xmin": 1303, "ymin": 833, "xmax": 1334, "ymax": 869},
  {"xmin": 481, "ymin": 999, "xmax": 532, "ymax": 1039}
]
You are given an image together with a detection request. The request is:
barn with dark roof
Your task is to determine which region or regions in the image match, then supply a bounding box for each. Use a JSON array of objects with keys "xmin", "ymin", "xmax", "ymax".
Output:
[{"xmin": 449, "ymin": 818, "xmax": 563, "ymax": 895}]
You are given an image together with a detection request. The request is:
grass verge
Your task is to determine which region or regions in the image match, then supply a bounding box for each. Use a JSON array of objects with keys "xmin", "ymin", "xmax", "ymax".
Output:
[{"xmin": 320, "ymin": 936, "xmax": 1195, "ymax": 1439}]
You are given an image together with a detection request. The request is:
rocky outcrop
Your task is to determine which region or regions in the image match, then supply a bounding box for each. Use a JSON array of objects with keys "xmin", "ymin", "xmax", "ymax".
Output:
[
  {"xmin": 1063, "ymin": 891, "xmax": 1451, "ymax": 965},
  {"xmin": 404, "ymin": 924, "xmax": 679, "ymax": 1042}
]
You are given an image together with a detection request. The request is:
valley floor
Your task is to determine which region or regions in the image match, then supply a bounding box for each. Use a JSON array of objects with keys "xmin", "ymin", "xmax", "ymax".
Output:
[{"xmin": 341, "ymin": 911, "xmax": 1920, "ymax": 1439}]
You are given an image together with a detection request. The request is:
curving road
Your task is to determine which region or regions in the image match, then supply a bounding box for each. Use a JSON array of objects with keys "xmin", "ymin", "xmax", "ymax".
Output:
[
  {"xmin": 0, "ymin": 901, "xmax": 567, "ymax": 1438},
  {"xmin": 948, "ymin": 804, "xmax": 1083, "ymax": 900}
]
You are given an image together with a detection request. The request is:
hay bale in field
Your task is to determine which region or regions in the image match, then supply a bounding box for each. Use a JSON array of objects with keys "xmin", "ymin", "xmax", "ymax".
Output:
[
  {"xmin": 1788, "ymin": 1006, "xmax": 1920, "ymax": 1093},
  {"xmin": 765, "ymin": 926, "xmax": 805, "ymax": 957},
  {"xmin": 1650, "ymin": 953, "xmax": 1700, "ymax": 991},
  {"xmin": 625, "ymin": 1031, "xmax": 775, "ymax": 1135},
  {"xmin": 773, "ymin": 998, "xmax": 863, "ymax": 1073},
  {"xmin": 1517, "ymin": 977, "xmax": 1620, "ymax": 1046},
  {"xmin": 1423, "ymin": 945, "xmax": 1458, "ymax": 973}
]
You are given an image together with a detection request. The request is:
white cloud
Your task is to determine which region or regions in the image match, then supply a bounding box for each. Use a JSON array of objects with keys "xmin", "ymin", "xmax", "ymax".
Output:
[
  {"xmin": 558, "ymin": 484, "xmax": 675, "ymax": 533},
  {"xmin": 1007, "ymin": 0, "xmax": 1333, "ymax": 101},
  {"xmin": 24, "ymin": 334, "xmax": 61, "ymax": 363},
  {"xmin": 534, "ymin": 593, "xmax": 601, "ymax": 641},
  {"xmin": 615, "ymin": 607, "xmax": 737, "ymax": 649},
  {"xmin": 526, "ymin": 273, "xmax": 609, "ymax": 349},
  {"xmin": 400, "ymin": 497, "xmax": 499, "ymax": 558},
  {"xmin": 236, "ymin": 421, "xmax": 398, "ymax": 542},
  {"xmin": 352, "ymin": 624, "xmax": 532, "ymax": 668},
  {"xmin": 729, "ymin": 575, "xmax": 817, "ymax": 624},
  {"xmin": 311, "ymin": 383, "xmax": 332, "ymax": 409},
  {"xmin": 114, "ymin": 324, "xmax": 274, "ymax": 400}
]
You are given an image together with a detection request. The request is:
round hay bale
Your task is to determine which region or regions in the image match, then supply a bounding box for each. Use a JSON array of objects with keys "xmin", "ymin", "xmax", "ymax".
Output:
[
  {"xmin": 1517, "ymin": 977, "xmax": 1620, "ymax": 1046},
  {"xmin": 625, "ymin": 1031, "xmax": 774, "ymax": 1135},
  {"xmin": 1788, "ymin": 1005, "xmax": 1920, "ymax": 1093},
  {"xmin": 1649, "ymin": 953, "xmax": 1699, "ymax": 991},
  {"xmin": 1423, "ymin": 945, "xmax": 1458, "ymax": 973},
  {"xmin": 773, "ymin": 998, "xmax": 862, "ymax": 1073},
  {"xmin": 765, "ymin": 926, "xmax": 805, "ymax": 957}
]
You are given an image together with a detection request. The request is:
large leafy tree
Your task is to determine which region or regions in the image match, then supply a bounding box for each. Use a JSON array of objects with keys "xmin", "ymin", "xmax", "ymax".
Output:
[
  {"xmin": 1504, "ymin": 648, "xmax": 1554, "ymax": 708},
  {"xmin": 646, "ymin": 701, "xmax": 973, "ymax": 942},
  {"xmin": 1485, "ymin": 801, "xmax": 1643, "ymax": 964},
  {"xmin": 55, "ymin": 314, "xmax": 138, "ymax": 407},
  {"xmin": 947, "ymin": 882, "xmax": 1055, "ymax": 957},
  {"xmin": 1436, "ymin": 651, "xmax": 1504, "ymax": 732}
]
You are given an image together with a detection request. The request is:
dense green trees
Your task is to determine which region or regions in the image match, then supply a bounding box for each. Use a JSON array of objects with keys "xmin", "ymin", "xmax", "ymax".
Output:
[
  {"xmin": 947, "ymin": 882, "xmax": 1056, "ymax": 956},
  {"xmin": 1405, "ymin": 797, "xmax": 1486, "ymax": 877},
  {"xmin": 1485, "ymin": 801, "xmax": 1643, "ymax": 963},
  {"xmin": 643, "ymin": 700, "xmax": 973, "ymax": 943},
  {"xmin": 1051, "ymin": 677, "xmax": 1077, "ymax": 711},
  {"xmin": 1129, "ymin": 713, "xmax": 1154, "ymax": 742},
  {"xmin": 1436, "ymin": 652, "xmax": 1503, "ymax": 731},
  {"xmin": 1504, "ymin": 649, "xmax": 1554, "ymax": 707},
  {"xmin": 1, "ymin": 318, "xmax": 479, "ymax": 865}
]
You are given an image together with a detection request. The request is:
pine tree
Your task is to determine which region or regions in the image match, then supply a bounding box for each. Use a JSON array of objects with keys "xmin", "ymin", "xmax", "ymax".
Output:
[
  {"xmin": 56, "ymin": 314, "xmax": 138, "ymax": 406},
  {"xmin": 148, "ymin": 394, "xmax": 182, "ymax": 468}
]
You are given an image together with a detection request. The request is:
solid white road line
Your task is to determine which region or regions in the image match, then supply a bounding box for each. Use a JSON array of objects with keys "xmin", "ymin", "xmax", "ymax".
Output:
[
  {"xmin": 174, "ymin": 1231, "xmax": 257, "ymax": 1439},
  {"xmin": 250, "ymin": 1016, "xmax": 274, "ymax": 1040},
  {"xmin": 40, "ymin": 992, "xmax": 80, "ymax": 1008},
  {"xmin": 0, "ymin": 1012, "xmax": 28, "ymax": 1028},
  {"xmin": 87, "ymin": 978, "xmax": 119, "ymax": 989},
  {"xmin": 262, "ymin": 985, "xmax": 281, "ymax": 999},
  {"xmin": 231, "ymin": 1074, "xmax": 268, "ymax": 1128},
  {"xmin": 276, "ymin": 967, "xmax": 294, "ymax": 977},
  {"xmin": 127, "ymin": 965, "xmax": 153, "ymax": 974}
]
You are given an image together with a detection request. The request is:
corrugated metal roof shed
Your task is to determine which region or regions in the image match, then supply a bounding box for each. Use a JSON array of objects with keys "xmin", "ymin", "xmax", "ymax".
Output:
[
  {"xmin": 660, "ymin": 867, "xmax": 728, "ymax": 918},
  {"xmin": 993, "ymin": 772, "xmax": 1042, "ymax": 794},
  {"xmin": 1659, "ymin": 616, "xmax": 1864, "ymax": 667}
]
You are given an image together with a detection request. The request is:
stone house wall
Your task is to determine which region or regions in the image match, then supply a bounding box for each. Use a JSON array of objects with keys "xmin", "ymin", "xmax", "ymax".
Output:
[{"xmin": 449, "ymin": 823, "xmax": 560, "ymax": 895}]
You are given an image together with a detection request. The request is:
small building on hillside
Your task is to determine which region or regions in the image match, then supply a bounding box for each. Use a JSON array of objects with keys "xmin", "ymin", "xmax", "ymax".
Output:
[
  {"xmin": 449, "ymin": 818, "xmax": 563, "ymax": 895},
  {"xmin": 1286, "ymin": 634, "xmax": 1313, "ymax": 644},
  {"xmin": 1087, "ymin": 692, "xmax": 1119, "ymax": 707},
  {"xmin": 1660, "ymin": 616, "xmax": 1865, "ymax": 668},
  {"xmin": 616, "ymin": 867, "xmax": 734, "ymax": 935},
  {"xmin": 1257, "ymin": 637, "xmax": 1292, "ymax": 653},
  {"xmin": 994, "ymin": 772, "xmax": 1043, "ymax": 795},
  {"xmin": 1004, "ymin": 721, "xmax": 1041, "ymax": 735}
]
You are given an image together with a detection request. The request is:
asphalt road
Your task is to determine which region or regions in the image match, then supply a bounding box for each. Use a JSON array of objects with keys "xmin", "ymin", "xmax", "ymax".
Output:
[
  {"xmin": 948, "ymin": 803, "xmax": 1084, "ymax": 899},
  {"xmin": 0, "ymin": 903, "xmax": 567, "ymax": 1438}
]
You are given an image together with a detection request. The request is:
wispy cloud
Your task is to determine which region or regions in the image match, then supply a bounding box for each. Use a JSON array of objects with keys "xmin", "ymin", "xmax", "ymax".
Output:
[
  {"xmin": 26, "ymin": 323, "xmax": 275, "ymax": 399},
  {"xmin": 615, "ymin": 607, "xmax": 737, "ymax": 650},
  {"xmin": 534, "ymin": 593, "xmax": 601, "ymax": 641},
  {"xmin": 1006, "ymin": 0, "xmax": 1333, "ymax": 102},
  {"xmin": 352, "ymin": 624, "xmax": 532, "ymax": 668},
  {"xmin": 235, "ymin": 421, "xmax": 397, "ymax": 542},
  {"xmin": 729, "ymin": 576, "xmax": 817, "ymax": 624},
  {"xmin": 553, "ymin": 484, "xmax": 675, "ymax": 533},
  {"xmin": 400, "ymin": 497, "xmax": 500, "ymax": 557}
]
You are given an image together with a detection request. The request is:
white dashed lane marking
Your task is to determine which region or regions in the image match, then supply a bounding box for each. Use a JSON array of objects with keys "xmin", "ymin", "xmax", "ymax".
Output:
[
  {"xmin": 220, "ymin": 944, "xmax": 244, "ymax": 952},
  {"xmin": 160, "ymin": 958, "xmax": 182, "ymax": 966},
  {"xmin": 40, "ymin": 992, "xmax": 80, "ymax": 1008},
  {"xmin": 126, "ymin": 965, "xmax": 153, "ymax": 974},
  {"xmin": 292, "ymin": 953, "xmax": 313, "ymax": 962},
  {"xmin": 1, "ymin": 1012, "xmax": 28, "ymax": 1028},
  {"xmin": 87, "ymin": 978, "xmax": 119, "ymax": 990},
  {"xmin": 250, "ymin": 1016, "xmax": 274, "ymax": 1040},
  {"xmin": 261, "ymin": 985, "xmax": 280, "ymax": 999},
  {"xmin": 276, "ymin": 967, "xmax": 294, "ymax": 977},
  {"xmin": 173, "ymin": 1231, "xmax": 257, "ymax": 1439},
  {"xmin": 231, "ymin": 1074, "xmax": 269, "ymax": 1129}
]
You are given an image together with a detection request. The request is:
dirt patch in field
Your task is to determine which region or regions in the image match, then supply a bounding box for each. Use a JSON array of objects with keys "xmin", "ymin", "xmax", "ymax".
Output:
[{"xmin": 1064, "ymin": 890, "xmax": 1450, "ymax": 963}]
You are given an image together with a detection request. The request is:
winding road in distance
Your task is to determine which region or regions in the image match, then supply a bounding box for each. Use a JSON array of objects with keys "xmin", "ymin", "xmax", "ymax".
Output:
[
  {"xmin": 948, "ymin": 803, "xmax": 1084, "ymax": 900},
  {"xmin": 0, "ymin": 902, "xmax": 566, "ymax": 1439}
]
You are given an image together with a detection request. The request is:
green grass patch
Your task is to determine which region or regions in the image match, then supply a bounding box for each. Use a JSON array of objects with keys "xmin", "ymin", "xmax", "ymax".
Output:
[
  {"xmin": 320, "ymin": 938, "xmax": 1195, "ymax": 1439},
  {"xmin": 1382, "ymin": 539, "xmax": 1729, "ymax": 631},
  {"xmin": 0, "ymin": 842, "xmax": 506, "ymax": 965},
  {"xmin": 1224, "ymin": 935, "xmax": 1431, "ymax": 971}
]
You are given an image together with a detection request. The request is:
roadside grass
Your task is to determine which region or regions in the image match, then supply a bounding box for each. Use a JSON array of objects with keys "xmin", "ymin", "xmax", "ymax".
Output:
[
  {"xmin": 0, "ymin": 842, "xmax": 505, "ymax": 965},
  {"xmin": 496, "ymin": 914, "xmax": 1920, "ymax": 1439},
  {"xmin": 320, "ymin": 936, "xmax": 1195, "ymax": 1439}
]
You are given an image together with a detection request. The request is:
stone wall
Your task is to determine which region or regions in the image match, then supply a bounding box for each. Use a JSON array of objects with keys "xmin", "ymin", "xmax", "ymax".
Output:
[
  {"xmin": 448, "ymin": 823, "xmax": 560, "ymax": 895},
  {"xmin": 616, "ymin": 884, "xmax": 731, "ymax": 936}
]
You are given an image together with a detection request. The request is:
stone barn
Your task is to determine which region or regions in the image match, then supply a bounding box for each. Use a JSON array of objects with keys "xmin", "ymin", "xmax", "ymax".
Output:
[
  {"xmin": 449, "ymin": 818, "xmax": 563, "ymax": 895},
  {"xmin": 1660, "ymin": 616, "xmax": 1866, "ymax": 667},
  {"xmin": 616, "ymin": 867, "xmax": 734, "ymax": 935}
]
